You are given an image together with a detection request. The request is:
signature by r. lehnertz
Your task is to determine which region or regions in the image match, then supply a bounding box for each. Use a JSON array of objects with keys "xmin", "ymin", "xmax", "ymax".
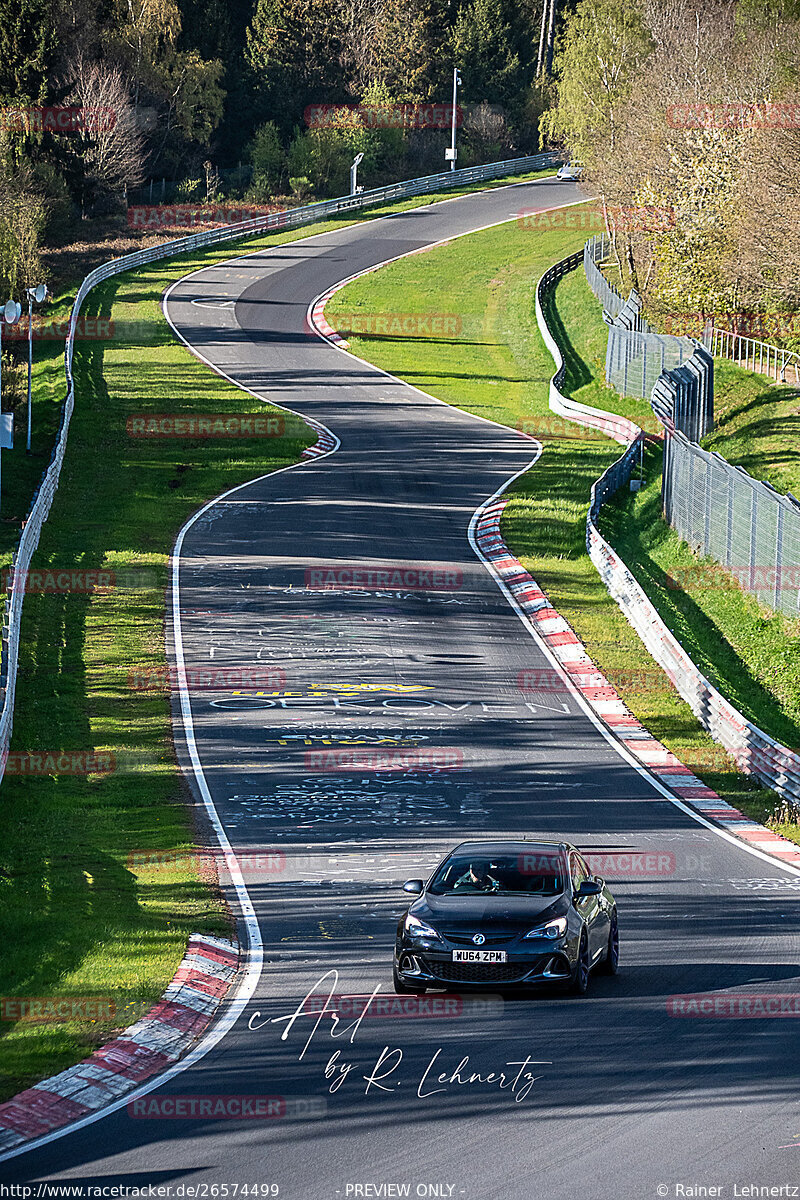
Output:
[{"xmin": 248, "ymin": 969, "xmax": 550, "ymax": 1103}]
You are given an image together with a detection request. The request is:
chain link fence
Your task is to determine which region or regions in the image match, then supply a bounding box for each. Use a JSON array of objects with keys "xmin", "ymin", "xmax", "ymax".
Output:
[
  {"xmin": 584, "ymin": 235, "xmax": 699, "ymax": 399},
  {"xmin": 661, "ymin": 429, "xmax": 800, "ymax": 618},
  {"xmin": 584, "ymin": 234, "xmax": 800, "ymax": 620},
  {"xmin": 543, "ymin": 248, "xmax": 800, "ymax": 806},
  {"xmin": 583, "ymin": 234, "xmax": 624, "ymax": 320}
]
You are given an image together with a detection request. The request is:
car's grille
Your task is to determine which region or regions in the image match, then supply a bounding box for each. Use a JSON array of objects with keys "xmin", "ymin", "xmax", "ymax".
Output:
[
  {"xmin": 420, "ymin": 959, "xmax": 533, "ymax": 984},
  {"xmin": 442, "ymin": 932, "xmax": 513, "ymax": 946}
]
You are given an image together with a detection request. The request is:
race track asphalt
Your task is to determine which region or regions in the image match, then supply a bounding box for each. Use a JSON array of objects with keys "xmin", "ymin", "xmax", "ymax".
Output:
[{"xmin": 5, "ymin": 177, "xmax": 800, "ymax": 1199}]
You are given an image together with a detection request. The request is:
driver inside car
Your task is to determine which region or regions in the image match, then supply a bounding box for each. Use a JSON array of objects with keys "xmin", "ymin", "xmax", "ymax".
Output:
[{"xmin": 453, "ymin": 863, "xmax": 500, "ymax": 892}]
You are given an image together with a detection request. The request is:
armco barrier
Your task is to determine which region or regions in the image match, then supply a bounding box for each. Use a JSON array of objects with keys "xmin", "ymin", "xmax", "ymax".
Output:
[
  {"xmin": 0, "ymin": 153, "xmax": 560, "ymax": 786},
  {"xmin": 536, "ymin": 251, "xmax": 800, "ymax": 808}
]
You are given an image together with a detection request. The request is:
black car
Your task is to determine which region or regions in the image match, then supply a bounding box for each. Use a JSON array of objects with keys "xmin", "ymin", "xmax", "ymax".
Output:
[{"xmin": 393, "ymin": 839, "xmax": 618, "ymax": 995}]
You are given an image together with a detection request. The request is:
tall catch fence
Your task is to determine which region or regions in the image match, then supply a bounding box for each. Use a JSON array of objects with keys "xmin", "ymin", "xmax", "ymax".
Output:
[
  {"xmin": 542, "ymin": 249, "xmax": 800, "ymax": 809},
  {"xmin": 584, "ymin": 235, "xmax": 800, "ymax": 620},
  {"xmin": 585, "ymin": 235, "xmax": 697, "ymax": 399}
]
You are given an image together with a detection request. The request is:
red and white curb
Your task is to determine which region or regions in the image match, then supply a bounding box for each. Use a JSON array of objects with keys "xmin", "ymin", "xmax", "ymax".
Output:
[
  {"xmin": 473, "ymin": 500, "xmax": 800, "ymax": 867},
  {"xmin": 308, "ymin": 238, "xmax": 800, "ymax": 869},
  {"xmin": 302, "ymin": 424, "xmax": 338, "ymax": 460},
  {"xmin": 309, "ymin": 293, "xmax": 351, "ymax": 349},
  {"xmin": 0, "ymin": 933, "xmax": 238, "ymax": 1152}
]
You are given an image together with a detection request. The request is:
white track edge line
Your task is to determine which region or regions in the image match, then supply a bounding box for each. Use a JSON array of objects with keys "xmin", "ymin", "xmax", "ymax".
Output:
[
  {"xmin": 306, "ymin": 226, "xmax": 800, "ymax": 881},
  {"xmin": 0, "ymin": 173, "xmax": 554, "ymax": 1163}
]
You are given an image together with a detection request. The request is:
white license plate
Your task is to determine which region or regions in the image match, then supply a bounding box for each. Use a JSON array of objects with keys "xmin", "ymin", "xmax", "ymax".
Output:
[{"xmin": 452, "ymin": 949, "xmax": 507, "ymax": 963}]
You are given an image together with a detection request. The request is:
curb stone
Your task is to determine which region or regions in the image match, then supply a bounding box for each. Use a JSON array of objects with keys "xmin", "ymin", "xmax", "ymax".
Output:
[
  {"xmin": 311, "ymin": 252, "xmax": 800, "ymax": 874},
  {"xmin": 0, "ymin": 933, "xmax": 238, "ymax": 1152},
  {"xmin": 473, "ymin": 500, "xmax": 800, "ymax": 866}
]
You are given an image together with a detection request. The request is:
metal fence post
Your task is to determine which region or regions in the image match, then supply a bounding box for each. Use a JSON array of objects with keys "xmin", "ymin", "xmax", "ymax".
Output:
[{"xmin": 749, "ymin": 486, "xmax": 758, "ymax": 594}]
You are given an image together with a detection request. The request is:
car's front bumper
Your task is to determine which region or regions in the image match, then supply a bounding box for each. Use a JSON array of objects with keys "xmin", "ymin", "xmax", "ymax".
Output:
[{"xmin": 395, "ymin": 943, "xmax": 574, "ymax": 988}]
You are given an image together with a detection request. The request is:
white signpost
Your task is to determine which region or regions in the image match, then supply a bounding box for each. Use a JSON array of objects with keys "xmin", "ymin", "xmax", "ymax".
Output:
[{"xmin": 0, "ymin": 299, "xmax": 22, "ymax": 513}]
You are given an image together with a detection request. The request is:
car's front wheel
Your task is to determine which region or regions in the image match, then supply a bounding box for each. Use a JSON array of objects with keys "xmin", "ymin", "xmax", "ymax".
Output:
[
  {"xmin": 393, "ymin": 965, "xmax": 426, "ymax": 994},
  {"xmin": 570, "ymin": 932, "xmax": 590, "ymax": 997},
  {"xmin": 599, "ymin": 913, "xmax": 619, "ymax": 975}
]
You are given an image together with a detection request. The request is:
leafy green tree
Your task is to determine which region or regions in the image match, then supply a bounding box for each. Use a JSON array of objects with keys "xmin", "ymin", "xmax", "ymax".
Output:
[
  {"xmin": 245, "ymin": 0, "xmax": 347, "ymax": 134},
  {"xmin": 448, "ymin": 0, "xmax": 541, "ymax": 123},
  {"xmin": 249, "ymin": 120, "xmax": 285, "ymax": 193},
  {"xmin": 0, "ymin": 0, "xmax": 59, "ymax": 105},
  {"xmin": 541, "ymin": 0, "xmax": 653, "ymax": 157}
]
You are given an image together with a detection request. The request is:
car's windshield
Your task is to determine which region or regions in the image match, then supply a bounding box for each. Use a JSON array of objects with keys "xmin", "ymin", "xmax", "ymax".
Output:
[{"xmin": 429, "ymin": 852, "xmax": 565, "ymax": 896}]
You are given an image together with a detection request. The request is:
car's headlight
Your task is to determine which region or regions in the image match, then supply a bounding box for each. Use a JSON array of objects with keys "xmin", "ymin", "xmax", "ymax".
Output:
[
  {"xmin": 404, "ymin": 914, "xmax": 442, "ymax": 942},
  {"xmin": 524, "ymin": 917, "xmax": 568, "ymax": 940}
]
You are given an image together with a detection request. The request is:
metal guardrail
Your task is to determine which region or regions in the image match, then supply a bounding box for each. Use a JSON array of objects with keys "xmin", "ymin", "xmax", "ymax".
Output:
[
  {"xmin": 0, "ymin": 152, "xmax": 560, "ymax": 784},
  {"xmin": 540, "ymin": 249, "xmax": 800, "ymax": 807},
  {"xmin": 705, "ymin": 325, "xmax": 800, "ymax": 385}
]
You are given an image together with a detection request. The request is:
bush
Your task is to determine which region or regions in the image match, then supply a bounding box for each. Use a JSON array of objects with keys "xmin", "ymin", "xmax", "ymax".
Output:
[
  {"xmin": 288, "ymin": 176, "xmax": 311, "ymax": 200},
  {"xmin": 175, "ymin": 178, "xmax": 203, "ymax": 201},
  {"xmin": 249, "ymin": 122, "xmax": 285, "ymax": 192}
]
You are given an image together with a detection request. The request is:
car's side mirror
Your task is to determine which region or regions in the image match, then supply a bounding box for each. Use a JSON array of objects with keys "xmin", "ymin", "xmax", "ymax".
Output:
[
  {"xmin": 403, "ymin": 879, "xmax": 424, "ymax": 894},
  {"xmin": 576, "ymin": 879, "xmax": 602, "ymax": 897}
]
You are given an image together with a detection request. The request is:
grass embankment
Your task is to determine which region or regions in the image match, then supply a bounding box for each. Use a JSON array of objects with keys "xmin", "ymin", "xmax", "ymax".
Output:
[
  {"xmin": 3, "ymin": 164, "xmax": 556, "ymax": 578},
  {"xmin": 0, "ymin": 167, "xmax": 557, "ymax": 1102},
  {"xmin": 326, "ymin": 205, "xmax": 795, "ymax": 840},
  {"xmin": 0, "ymin": 255, "xmax": 313, "ymax": 1100}
]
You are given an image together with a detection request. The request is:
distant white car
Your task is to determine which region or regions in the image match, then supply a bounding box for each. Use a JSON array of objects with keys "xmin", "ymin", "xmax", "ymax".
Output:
[{"xmin": 557, "ymin": 163, "xmax": 584, "ymax": 181}]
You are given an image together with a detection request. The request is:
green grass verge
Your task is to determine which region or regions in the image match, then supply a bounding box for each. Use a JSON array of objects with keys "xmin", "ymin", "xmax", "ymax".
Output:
[
  {"xmin": 0, "ymin": 165, "xmax": 558, "ymax": 1102},
  {"xmin": 0, "ymin": 165, "xmax": 555, "ymax": 581},
  {"xmin": 325, "ymin": 204, "xmax": 796, "ymax": 843},
  {"xmin": 0, "ymin": 259, "xmax": 313, "ymax": 1100},
  {"xmin": 703, "ymin": 361, "xmax": 800, "ymax": 499}
]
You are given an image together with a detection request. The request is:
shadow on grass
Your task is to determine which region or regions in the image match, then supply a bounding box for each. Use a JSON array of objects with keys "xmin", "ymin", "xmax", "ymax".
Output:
[
  {"xmin": 541, "ymin": 282, "xmax": 593, "ymax": 393},
  {"xmin": 600, "ymin": 445, "xmax": 800, "ymax": 750}
]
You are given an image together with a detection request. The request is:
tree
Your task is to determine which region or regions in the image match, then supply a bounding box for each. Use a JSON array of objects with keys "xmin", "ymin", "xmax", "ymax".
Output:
[
  {"xmin": 0, "ymin": 165, "xmax": 46, "ymax": 297},
  {"xmin": 104, "ymin": 0, "xmax": 183, "ymax": 109},
  {"xmin": 245, "ymin": 0, "xmax": 347, "ymax": 133},
  {"xmin": 249, "ymin": 120, "xmax": 285, "ymax": 194},
  {"xmin": 0, "ymin": 0, "xmax": 59, "ymax": 106},
  {"xmin": 541, "ymin": 0, "xmax": 653, "ymax": 157},
  {"xmin": 450, "ymin": 0, "xmax": 524, "ymax": 111},
  {"xmin": 68, "ymin": 58, "xmax": 145, "ymax": 212},
  {"xmin": 104, "ymin": 0, "xmax": 224, "ymax": 170}
]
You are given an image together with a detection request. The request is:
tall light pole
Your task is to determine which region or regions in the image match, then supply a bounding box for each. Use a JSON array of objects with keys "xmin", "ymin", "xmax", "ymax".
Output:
[
  {"xmin": 447, "ymin": 68, "xmax": 462, "ymax": 170},
  {"xmin": 0, "ymin": 300, "xmax": 22, "ymax": 512},
  {"xmin": 25, "ymin": 284, "xmax": 48, "ymax": 454}
]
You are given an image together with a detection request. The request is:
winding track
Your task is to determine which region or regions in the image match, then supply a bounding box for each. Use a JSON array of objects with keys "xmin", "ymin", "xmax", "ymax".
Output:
[{"xmin": 6, "ymin": 178, "xmax": 800, "ymax": 1197}]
